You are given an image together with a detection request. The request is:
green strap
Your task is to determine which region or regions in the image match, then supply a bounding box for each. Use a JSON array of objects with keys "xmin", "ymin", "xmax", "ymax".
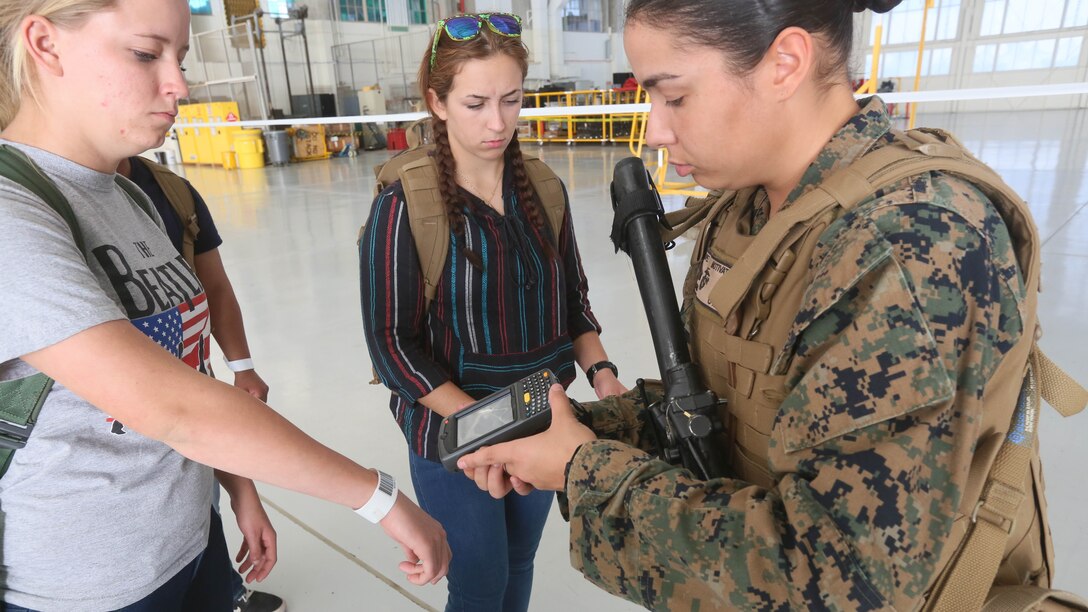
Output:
[
  {"xmin": 0, "ymin": 373, "xmax": 54, "ymax": 460},
  {"xmin": 0, "ymin": 144, "xmax": 87, "ymax": 254},
  {"xmin": 0, "ymin": 147, "xmax": 153, "ymax": 478}
]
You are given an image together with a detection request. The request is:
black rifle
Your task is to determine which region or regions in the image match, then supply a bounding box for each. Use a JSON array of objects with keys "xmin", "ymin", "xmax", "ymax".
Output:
[{"xmin": 610, "ymin": 157, "xmax": 728, "ymax": 480}]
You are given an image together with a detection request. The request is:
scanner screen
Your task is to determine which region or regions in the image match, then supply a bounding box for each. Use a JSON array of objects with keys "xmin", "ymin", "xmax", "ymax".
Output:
[{"xmin": 457, "ymin": 392, "xmax": 515, "ymax": 446}]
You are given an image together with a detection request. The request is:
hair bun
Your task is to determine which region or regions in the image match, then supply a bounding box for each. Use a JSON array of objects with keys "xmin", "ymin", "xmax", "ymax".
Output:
[{"xmin": 853, "ymin": 0, "xmax": 905, "ymax": 13}]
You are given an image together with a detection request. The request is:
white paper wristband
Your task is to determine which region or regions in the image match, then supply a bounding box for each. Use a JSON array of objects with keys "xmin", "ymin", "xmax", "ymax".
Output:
[
  {"xmin": 354, "ymin": 470, "xmax": 398, "ymax": 524},
  {"xmin": 223, "ymin": 357, "xmax": 255, "ymax": 372}
]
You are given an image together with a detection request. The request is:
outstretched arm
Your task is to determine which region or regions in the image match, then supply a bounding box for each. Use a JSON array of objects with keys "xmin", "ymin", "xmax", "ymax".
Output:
[{"xmin": 24, "ymin": 320, "xmax": 450, "ymax": 585}]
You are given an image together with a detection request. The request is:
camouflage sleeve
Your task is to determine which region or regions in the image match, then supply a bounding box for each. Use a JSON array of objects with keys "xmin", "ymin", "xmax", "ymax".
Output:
[
  {"xmin": 564, "ymin": 177, "xmax": 1022, "ymax": 611},
  {"xmin": 572, "ymin": 381, "xmax": 664, "ymax": 450}
]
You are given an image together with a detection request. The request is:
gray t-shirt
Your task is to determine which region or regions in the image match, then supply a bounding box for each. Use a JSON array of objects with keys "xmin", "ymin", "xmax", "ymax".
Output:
[{"xmin": 0, "ymin": 141, "xmax": 214, "ymax": 611}]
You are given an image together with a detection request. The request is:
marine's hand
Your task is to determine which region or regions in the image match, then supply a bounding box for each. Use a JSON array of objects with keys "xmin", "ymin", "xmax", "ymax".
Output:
[
  {"xmin": 461, "ymin": 462, "xmax": 537, "ymax": 498},
  {"xmin": 592, "ymin": 369, "xmax": 628, "ymax": 399},
  {"xmin": 458, "ymin": 384, "xmax": 595, "ymax": 493},
  {"xmin": 234, "ymin": 369, "xmax": 270, "ymax": 402},
  {"xmin": 379, "ymin": 495, "xmax": 451, "ymax": 585}
]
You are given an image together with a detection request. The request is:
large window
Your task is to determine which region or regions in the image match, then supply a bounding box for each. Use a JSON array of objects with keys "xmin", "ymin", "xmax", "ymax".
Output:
[
  {"xmin": 563, "ymin": 0, "xmax": 603, "ymax": 32},
  {"xmin": 409, "ymin": 0, "xmax": 427, "ymax": 25},
  {"xmin": 266, "ymin": 0, "xmax": 292, "ymax": 18},
  {"xmin": 973, "ymin": 36, "xmax": 1084, "ymax": 71},
  {"xmin": 339, "ymin": 0, "xmax": 387, "ymax": 23},
  {"xmin": 870, "ymin": 0, "xmax": 961, "ymax": 45},
  {"xmin": 866, "ymin": 47, "xmax": 953, "ymax": 78},
  {"xmin": 1067, "ymin": 0, "xmax": 1088, "ymax": 28},
  {"xmin": 981, "ymin": 0, "xmax": 1088, "ymax": 35},
  {"xmin": 190, "ymin": 0, "xmax": 213, "ymax": 15}
]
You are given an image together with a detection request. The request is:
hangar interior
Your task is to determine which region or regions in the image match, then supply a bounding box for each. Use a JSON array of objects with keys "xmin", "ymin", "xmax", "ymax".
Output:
[{"xmin": 165, "ymin": 1, "xmax": 1088, "ymax": 610}]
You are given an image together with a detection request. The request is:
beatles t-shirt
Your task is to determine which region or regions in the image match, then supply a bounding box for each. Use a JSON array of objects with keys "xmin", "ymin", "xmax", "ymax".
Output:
[{"xmin": 0, "ymin": 141, "xmax": 214, "ymax": 611}]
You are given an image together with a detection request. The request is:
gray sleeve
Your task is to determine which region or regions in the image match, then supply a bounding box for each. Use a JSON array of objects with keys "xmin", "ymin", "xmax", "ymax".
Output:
[{"xmin": 0, "ymin": 181, "xmax": 126, "ymax": 363}]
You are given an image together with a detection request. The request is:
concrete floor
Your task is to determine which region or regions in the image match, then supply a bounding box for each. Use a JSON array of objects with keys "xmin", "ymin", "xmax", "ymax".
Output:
[{"xmin": 191, "ymin": 106, "xmax": 1088, "ymax": 611}]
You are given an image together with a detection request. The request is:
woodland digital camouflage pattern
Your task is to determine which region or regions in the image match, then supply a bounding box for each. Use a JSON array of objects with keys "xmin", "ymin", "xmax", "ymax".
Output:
[{"xmin": 562, "ymin": 98, "xmax": 1026, "ymax": 610}]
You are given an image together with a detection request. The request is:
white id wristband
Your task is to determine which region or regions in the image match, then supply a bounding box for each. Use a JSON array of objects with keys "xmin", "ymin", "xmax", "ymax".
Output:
[
  {"xmin": 223, "ymin": 357, "xmax": 255, "ymax": 372},
  {"xmin": 354, "ymin": 470, "xmax": 398, "ymax": 524}
]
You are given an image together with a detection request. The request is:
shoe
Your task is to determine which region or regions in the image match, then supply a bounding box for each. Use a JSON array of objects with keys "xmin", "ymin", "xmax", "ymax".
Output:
[{"xmin": 234, "ymin": 589, "xmax": 286, "ymax": 612}]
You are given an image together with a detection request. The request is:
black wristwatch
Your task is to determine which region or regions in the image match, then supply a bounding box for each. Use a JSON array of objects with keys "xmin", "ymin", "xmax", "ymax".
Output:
[{"xmin": 586, "ymin": 360, "xmax": 618, "ymax": 383}]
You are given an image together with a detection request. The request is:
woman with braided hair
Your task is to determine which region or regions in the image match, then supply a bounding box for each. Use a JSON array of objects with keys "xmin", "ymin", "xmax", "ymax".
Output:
[
  {"xmin": 358, "ymin": 12, "xmax": 625, "ymax": 612},
  {"xmin": 457, "ymin": 0, "xmax": 1086, "ymax": 609}
]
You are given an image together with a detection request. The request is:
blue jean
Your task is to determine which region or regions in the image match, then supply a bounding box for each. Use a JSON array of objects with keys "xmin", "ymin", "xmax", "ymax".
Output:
[
  {"xmin": 212, "ymin": 483, "xmax": 247, "ymax": 601},
  {"xmin": 409, "ymin": 452, "xmax": 553, "ymax": 612},
  {"xmin": 2, "ymin": 507, "xmax": 232, "ymax": 612}
]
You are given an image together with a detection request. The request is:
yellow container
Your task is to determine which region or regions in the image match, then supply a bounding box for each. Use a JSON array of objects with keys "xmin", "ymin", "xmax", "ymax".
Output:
[
  {"xmin": 234, "ymin": 129, "xmax": 265, "ymax": 169},
  {"xmin": 191, "ymin": 105, "xmax": 215, "ymax": 165},
  {"xmin": 175, "ymin": 105, "xmax": 202, "ymax": 164},
  {"xmin": 205, "ymin": 101, "xmax": 242, "ymax": 164}
]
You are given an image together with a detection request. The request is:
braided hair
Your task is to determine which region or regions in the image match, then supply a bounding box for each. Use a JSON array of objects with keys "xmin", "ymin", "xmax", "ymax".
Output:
[{"xmin": 506, "ymin": 137, "xmax": 556, "ymax": 259}]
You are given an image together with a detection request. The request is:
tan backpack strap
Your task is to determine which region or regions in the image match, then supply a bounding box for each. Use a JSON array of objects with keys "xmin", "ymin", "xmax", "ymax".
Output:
[
  {"xmin": 523, "ymin": 155, "xmax": 566, "ymax": 243},
  {"xmin": 136, "ymin": 156, "xmax": 199, "ymax": 270},
  {"xmin": 375, "ymin": 145, "xmax": 436, "ymax": 195},
  {"xmin": 983, "ymin": 586, "xmax": 1088, "ymax": 612},
  {"xmin": 398, "ymin": 156, "xmax": 450, "ymax": 308},
  {"xmin": 1034, "ymin": 349, "xmax": 1087, "ymax": 417},
  {"xmin": 925, "ymin": 361, "xmax": 1042, "ymax": 612}
]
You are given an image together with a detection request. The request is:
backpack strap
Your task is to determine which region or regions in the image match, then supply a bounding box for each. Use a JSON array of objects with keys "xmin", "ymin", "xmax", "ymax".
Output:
[
  {"xmin": 398, "ymin": 155, "xmax": 451, "ymax": 308},
  {"xmin": 523, "ymin": 155, "xmax": 566, "ymax": 243},
  {"xmin": 982, "ymin": 586, "xmax": 1088, "ymax": 612},
  {"xmin": 131, "ymin": 156, "xmax": 199, "ymax": 269},
  {"xmin": 926, "ymin": 358, "xmax": 1042, "ymax": 612},
  {"xmin": 0, "ymin": 145, "xmax": 79, "ymax": 478},
  {"xmin": 0, "ymin": 146, "xmax": 157, "ymax": 478},
  {"xmin": 926, "ymin": 349, "xmax": 1086, "ymax": 612},
  {"xmin": 0, "ymin": 144, "xmax": 87, "ymax": 254},
  {"xmin": 393, "ymin": 151, "xmax": 570, "ymax": 309},
  {"xmin": 1034, "ymin": 348, "xmax": 1087, "ymax": 417}
]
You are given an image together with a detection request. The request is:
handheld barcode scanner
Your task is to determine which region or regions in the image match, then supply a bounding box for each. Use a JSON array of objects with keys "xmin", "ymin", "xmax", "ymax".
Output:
[{"xmin": 438, "ymin": 369, "xmax": 556, "ymax": 472}]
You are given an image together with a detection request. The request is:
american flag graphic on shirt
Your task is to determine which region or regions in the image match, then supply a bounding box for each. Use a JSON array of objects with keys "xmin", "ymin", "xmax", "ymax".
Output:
[{"xmin": 131, "ymin": 292, "xmax": 212, "ymax": 374}]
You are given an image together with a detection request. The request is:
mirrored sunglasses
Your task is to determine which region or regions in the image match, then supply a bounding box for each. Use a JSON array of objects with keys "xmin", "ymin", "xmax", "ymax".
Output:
[{"xmin": 430, "ymin": 13, "xmax": 523, "ymax": 68}]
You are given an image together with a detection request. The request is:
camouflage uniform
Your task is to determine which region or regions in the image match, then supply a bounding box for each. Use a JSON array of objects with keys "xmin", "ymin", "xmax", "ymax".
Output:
[{"xmin": 563, "ymin": 98, "xmax": 1025, "ymax": 610}]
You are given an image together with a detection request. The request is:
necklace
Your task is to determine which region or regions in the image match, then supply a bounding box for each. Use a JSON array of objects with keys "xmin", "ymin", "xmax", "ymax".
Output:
[{"xmin": 456, "ymin": 168, "xmax": 503, "ymax": 208}]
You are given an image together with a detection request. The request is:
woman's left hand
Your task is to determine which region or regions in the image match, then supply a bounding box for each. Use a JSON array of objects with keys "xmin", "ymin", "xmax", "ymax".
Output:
[{"xmin": 592, "ymin": 369, "xmax": 628, "ymax": 400}]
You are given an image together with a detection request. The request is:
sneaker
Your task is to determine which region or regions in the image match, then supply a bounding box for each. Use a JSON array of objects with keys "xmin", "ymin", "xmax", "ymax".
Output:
[{"xmin": 234, "ymin": 589, "xmax": 286, "ymax": 612}]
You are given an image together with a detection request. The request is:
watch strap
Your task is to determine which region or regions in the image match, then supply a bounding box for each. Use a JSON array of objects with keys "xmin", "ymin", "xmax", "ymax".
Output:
[{"xmin": 586, "ymin": 360, "xmax": 618, "ymax": 383}]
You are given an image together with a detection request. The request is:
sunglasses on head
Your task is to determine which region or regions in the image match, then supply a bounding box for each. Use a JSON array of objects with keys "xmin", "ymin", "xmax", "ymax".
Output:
[{"xmin": 429, "ymin": 13, "xmax": 523, "ymax": 68}]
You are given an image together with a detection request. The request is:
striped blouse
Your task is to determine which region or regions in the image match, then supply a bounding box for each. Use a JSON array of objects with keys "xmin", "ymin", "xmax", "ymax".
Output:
[{"xmin": 358, "ymin": 165, "xmax": 602, "ymax": 460}]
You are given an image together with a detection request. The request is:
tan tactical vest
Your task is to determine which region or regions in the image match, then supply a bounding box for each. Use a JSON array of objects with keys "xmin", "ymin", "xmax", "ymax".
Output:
[{"xmin": 667, "ymin": 128, "xmax": 1087, "ymax": 611}]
